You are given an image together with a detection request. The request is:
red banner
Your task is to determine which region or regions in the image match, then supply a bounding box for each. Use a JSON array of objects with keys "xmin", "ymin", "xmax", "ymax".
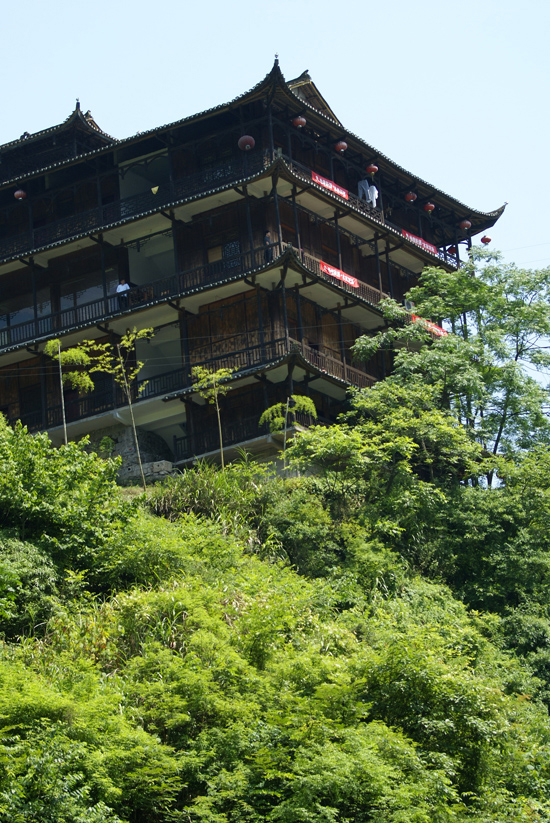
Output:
[
  {"xmin": 320, "ymin": 261, "xmax": 359, "ymax": 288},
  {"xmin": 402, "ymin": 230, "xmax": 438, "ymax": 256},
  {"xmin": 311, "ymin": 171, "xmax": 349, "ymax": 200},
  {"xmin": 411, "ymin": 314, "xmax": 448, "ymax": 337}
]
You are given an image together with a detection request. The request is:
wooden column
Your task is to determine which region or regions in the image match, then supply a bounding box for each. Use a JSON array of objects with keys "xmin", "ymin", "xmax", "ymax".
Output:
[
  {"xmin": 292, "ymin": 186, "xmax": 302, "ymax": 254},
  {"xmin": 281, "ymin": 271, "xmax": 289, "ymax": 347},
  {"xmin": 272, "ymin": 178, "xmax": 282, "ymax": 252},
  {"xmin": 244, "ymin": 186, "xmax": 255, "ymax": 262},
  {"xmin": 295, "ymin": 286, "xmax": 303, "ymax": 342},
  {"xmin": 334, "ymin": 209, "xmax": 342, "ymax": 269},
  {"xmin": 337, "ymin": 305, "xmax": 347, "ymax": 381},
  {"xmin": 179, "ymin": 309, "xmax": 190, "ymax": 386},
  {"xmin": 374, "ymin": 234, "xmax": 383, "ymax": 294},
  {"xmin": 256, "ymin": 286, "xmax": 266, "ymax": 358},
  {"xmin": 385, "ymin": 242, "xmax": 394, "ymax": 299}
]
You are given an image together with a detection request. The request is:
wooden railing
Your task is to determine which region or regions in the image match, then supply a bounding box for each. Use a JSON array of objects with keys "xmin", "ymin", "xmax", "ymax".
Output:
[
  {"xmin": 173, "ymin": 410, "xmax": 324, "ymax": 463},
  {"xmin": 12, "ymin": 337, "xmax": 375, "ymax": 434},
  {"xmin": 0, "ymin": 153, "xmax": 268, "ymax": 262},
  {"xmin": 0, "ymin": 242, "xmax": 388, "ymax": 353}
]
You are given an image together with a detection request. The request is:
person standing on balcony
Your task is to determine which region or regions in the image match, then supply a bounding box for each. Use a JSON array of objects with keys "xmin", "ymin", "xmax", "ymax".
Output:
[
  {"xmin": 116, "ymin": 278, "xmax": 130, "ymax": 310},
  {"xmin": 264, "ymin": 231, "xmax": 273, "ymax": 264}
]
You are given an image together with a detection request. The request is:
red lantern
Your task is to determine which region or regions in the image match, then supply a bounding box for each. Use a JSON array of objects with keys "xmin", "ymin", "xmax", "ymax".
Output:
[
  {"xmin": 292, "ymin": 115, "xmax": 306, "ymax": 129},
  {"xmin": 366, "ymin": 163, "xmax": 378, "ymax": 176},
  {"xmin": 14, "ymin": 189, "xmax": 26, "ymax": 200},
  {"xmin": 448, "ymin": 246, "xmax": 457, "ymax": 256},
  {"xmin": 238, "ymin": 135, "xmax": 255, "ymax": 151},
  {"xmin": 424, "ymin": 202, "xmax": 435, "ymax": 213},
  {"xmin": 334, "ymin": 140, "xmax": 348, "ymax": 153},
  {"xmin": 481, "ymin": 235, "xmax": 491, "ymax": 245},
  {"xmin": 405, "ymin": 192, "xmax": 417, "ymax": 203},
  {"xmin": 460, "ymin": 219, "xmax": 472, "ymax": 231}
]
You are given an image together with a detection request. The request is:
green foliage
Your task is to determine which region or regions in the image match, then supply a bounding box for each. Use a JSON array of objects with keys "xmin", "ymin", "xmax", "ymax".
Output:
[
  {"xmin": 192, "ymin": 366, "xmax": 236, "ymax": 469},
  {"xmin": 46, "ymin": 328, "xmax": 154, "ymax": 398},
  {"xmin": 0, "ymin": 534, "xmax": 58, "ymax": 637},
  {"xmin": 353, "ymin": 249, "xmax": 550, "ymax": 457},
  {"xmin": 259, "ymin": 394, "xmax": 317, "ymax": 433},
  {"xmin": 47, "ymin": 329, "xmax": 155, "ymax": 489},
  {"xmin": 191, "ymin": 365, "xmax": 235, "ymax": 405},
  {"xmin": 0, "ymin": 417, "xmax": 131, "ymax": 564},
  {"xmin": 6, "ymin": 255, "xmax": 550, "ymax": 822}
]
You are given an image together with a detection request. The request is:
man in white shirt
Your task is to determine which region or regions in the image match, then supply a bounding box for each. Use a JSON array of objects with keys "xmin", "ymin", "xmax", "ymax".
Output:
[{"xmin": 116, "ymin": 278, "xmax": 130, "ymax": 309}]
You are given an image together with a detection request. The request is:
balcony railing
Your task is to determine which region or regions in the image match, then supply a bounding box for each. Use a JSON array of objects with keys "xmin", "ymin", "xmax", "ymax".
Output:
[
  {"xmin": 0, "ymin": 241, "xmax": 389, "ymax": 353},
  {"xmin": 0, "ymin": 153, "xmax": 268, "ymax": 262},
  {"xmin": 0, "ymin": 242, "xmax": 278, "ymax": 351},
  {"xmin": 0, "ymin": 148, "xmax": 458, "ymax": 274},
  {"xmin": 11, "ymin": 336, "xmax": 375, "ymax": 435},
  {"xmin": 173, "ymin": 410, "xmax": 322, "ymax": 463}
]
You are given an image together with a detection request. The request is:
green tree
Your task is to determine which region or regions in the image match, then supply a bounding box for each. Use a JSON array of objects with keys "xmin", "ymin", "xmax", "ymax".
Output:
[
  {"xmin": 46, "ymin": 328, "xmax": 154, "ymax": 491},
  {"xmin": 191, "ymin": 366, "xmax": 235, "ymax": 470},
  {"xmin": 259, "ymin": 394, "xmax": 317, "ymax": 471},
  {"xmin": 353, "ymin": 249, "xmax": 550, "ymax": 464}
]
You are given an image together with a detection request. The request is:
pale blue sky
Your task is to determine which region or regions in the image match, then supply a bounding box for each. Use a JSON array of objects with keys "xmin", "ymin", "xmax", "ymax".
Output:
[{"xmin": 2, "ymin": 0, "xmax": 547, "ymax": 269}]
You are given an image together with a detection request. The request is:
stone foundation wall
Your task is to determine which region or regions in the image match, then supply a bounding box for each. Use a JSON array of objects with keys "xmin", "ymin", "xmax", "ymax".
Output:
[{"xmin": 87, "ymin": 425, "xmax": 174, "ymax": 484}]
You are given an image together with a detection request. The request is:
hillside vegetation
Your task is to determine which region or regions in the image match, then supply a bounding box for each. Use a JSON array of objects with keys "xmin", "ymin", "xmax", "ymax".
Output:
[{"xmin": 1, "ymin": 251, "xmax": 550, "ymax": 822}]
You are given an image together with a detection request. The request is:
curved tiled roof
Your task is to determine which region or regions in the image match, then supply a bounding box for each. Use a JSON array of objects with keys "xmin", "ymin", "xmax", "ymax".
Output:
[
  {"xmin": 0, "ymin": 101, "xmax": 115, "ymax": 153},
  {"xmin": 0, "ymin": 60, "xmax": 504, "ymax": 227}
]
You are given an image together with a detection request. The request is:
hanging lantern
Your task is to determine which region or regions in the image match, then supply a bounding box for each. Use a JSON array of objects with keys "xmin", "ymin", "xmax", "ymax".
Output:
[
  {"xmin": 366, "ymin": 163, "xmax": 378, "ymax": 176},
  {"xmin": 405, "ymin": 192, "xmax": 417, "ymax": 203},
  {"xmin": 14, "ymin": 189, "xmax": 26, "ymax": 200},
  {"xmin": 481, "ymin": 235, "xmax": 491, "ymax": 245},
  {"xmin": 460, "ymin": 219, "xmax": 472, "ymax": 231},
  {"xmin": 424, "ymin": 202, "xmax": 435, "ymax": 213},
  {"xmin": 238, "ymin": 135, "xmax": 255, "ymax": 151},
  {"xmin": 448, "ymin": 246, "xmax": 457, "ymax": 256},
  {"xmin": 292, "ymin": 115, "xmax": 306, "ymax": 129},
  {"xmin": 334, "ymin": 140, "xmax": 348, "ymax": 153}
]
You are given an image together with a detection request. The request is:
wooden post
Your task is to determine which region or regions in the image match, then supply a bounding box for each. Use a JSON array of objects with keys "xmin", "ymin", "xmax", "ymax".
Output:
[
  {"xmin": 292, "ymin": 186, "xmax": 302, "ymax": 254},
  {"xmin": 244, "ymin": 186, "xmax": 255, "ymax": 264},
  {"xmin": 257, "ymin": 286, "xmax": 266, "ymax": 358},
  {"xmin": 295, "ymin": 286, "xmax": 303, "ymax": 342},
  {"xmin": 334, "ymin": 209, "xmax": 342, "ymax": 269},
  {"xmin": 180, "ymin": 309, "xmax": 190, "ymax": 386},
  {"xmin": 374, "ymin": 234, "xmax": 383, "ymax": 295},
  {"xmin": 337, "ymin": 305, "xmax": 346, "ymax": 381},
  {"xmin": 385, "ymin": 242, "xmax": 394, "ymax": 299},
  {"xmin": 273, "ymin": 178, "xmax": 283, "ymax": 253},
  {"xmin": 281, "ymin": 270, "xmax": 289, "ymax": 347}
]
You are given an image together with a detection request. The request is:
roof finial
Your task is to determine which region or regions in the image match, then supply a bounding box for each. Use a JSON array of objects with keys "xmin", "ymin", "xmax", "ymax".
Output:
[
  {"xmin": 76, "ymin": 98, "xmax": 80, "ymax": 110},
  {"xmin": 274, "ymin": 53, "xmax": 279, "ymax": 65}
]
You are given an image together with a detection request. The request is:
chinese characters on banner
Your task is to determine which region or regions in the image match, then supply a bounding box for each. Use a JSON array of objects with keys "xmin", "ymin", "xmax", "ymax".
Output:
[
  {"xmin": 401, "ymin": 230, "xmax": 438, "ymax": 256},
  {"xmin": 311, "ymin": 171, "xmax": 349, "ymax": 200},
  {"xmin": 320, "ymin": 261, "xmax": 359, "ymax": 288},
  {"xmin": 411, "ymin": 314, "xmax": 448, "ymax": 337}
]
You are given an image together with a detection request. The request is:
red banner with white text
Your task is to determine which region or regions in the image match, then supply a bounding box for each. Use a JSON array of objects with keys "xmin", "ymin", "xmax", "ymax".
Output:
[
  {"xmin": 320, "ymin": 261, "xmax": 359, "ymax": 288},
  {"xmin": 411, "ymin": 314, "xmax": 448, "ymax": 337},
  {"xmin": 402, "ymin": 230, "xmax": 438, "ymax": 256},
  {"xmin": 311, "ymin": 171, "xmax": 349, "ymax": 200}
]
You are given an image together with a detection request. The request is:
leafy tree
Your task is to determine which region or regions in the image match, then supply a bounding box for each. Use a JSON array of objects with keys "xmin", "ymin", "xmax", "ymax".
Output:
[
  {"xmin": 46, "ymin": 328, "xmax": 154, "ymax": 491},
  {"xmin": 353, "ymin": 249, "xmax": 550, "ymax": 463},
  {"xmin": 0, "ymin": 416, "xmax": 131, "ymax": 567},
  {"xmin": 259, "ymin": 394, "xmax": 317, "ymax": 472},
  {"xmin": 192, "ymin": 365, "xmax": 235, "ymax": 469}
]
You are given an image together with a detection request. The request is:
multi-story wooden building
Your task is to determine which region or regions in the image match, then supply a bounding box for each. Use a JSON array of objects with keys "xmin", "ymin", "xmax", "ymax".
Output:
[{"xmin": 0, "ymin": 61, "xmax": 503, "ymax": 468}]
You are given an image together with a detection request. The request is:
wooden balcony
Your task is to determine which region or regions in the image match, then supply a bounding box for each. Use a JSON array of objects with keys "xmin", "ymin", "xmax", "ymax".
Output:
[
  {"xmin": 11, "ymin": 337, "xmax": 375, "ymax": 436},
  {"xmin": 0, "ymin": 153, "xmax": 268, "ymax": 263},
  {"xmin": 0, "ymin": 150, "xmax": 458, "ymax": 270},
  {"xmin": 0, "ymin": 244, "xmax": 389, "ymax": 354}
]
